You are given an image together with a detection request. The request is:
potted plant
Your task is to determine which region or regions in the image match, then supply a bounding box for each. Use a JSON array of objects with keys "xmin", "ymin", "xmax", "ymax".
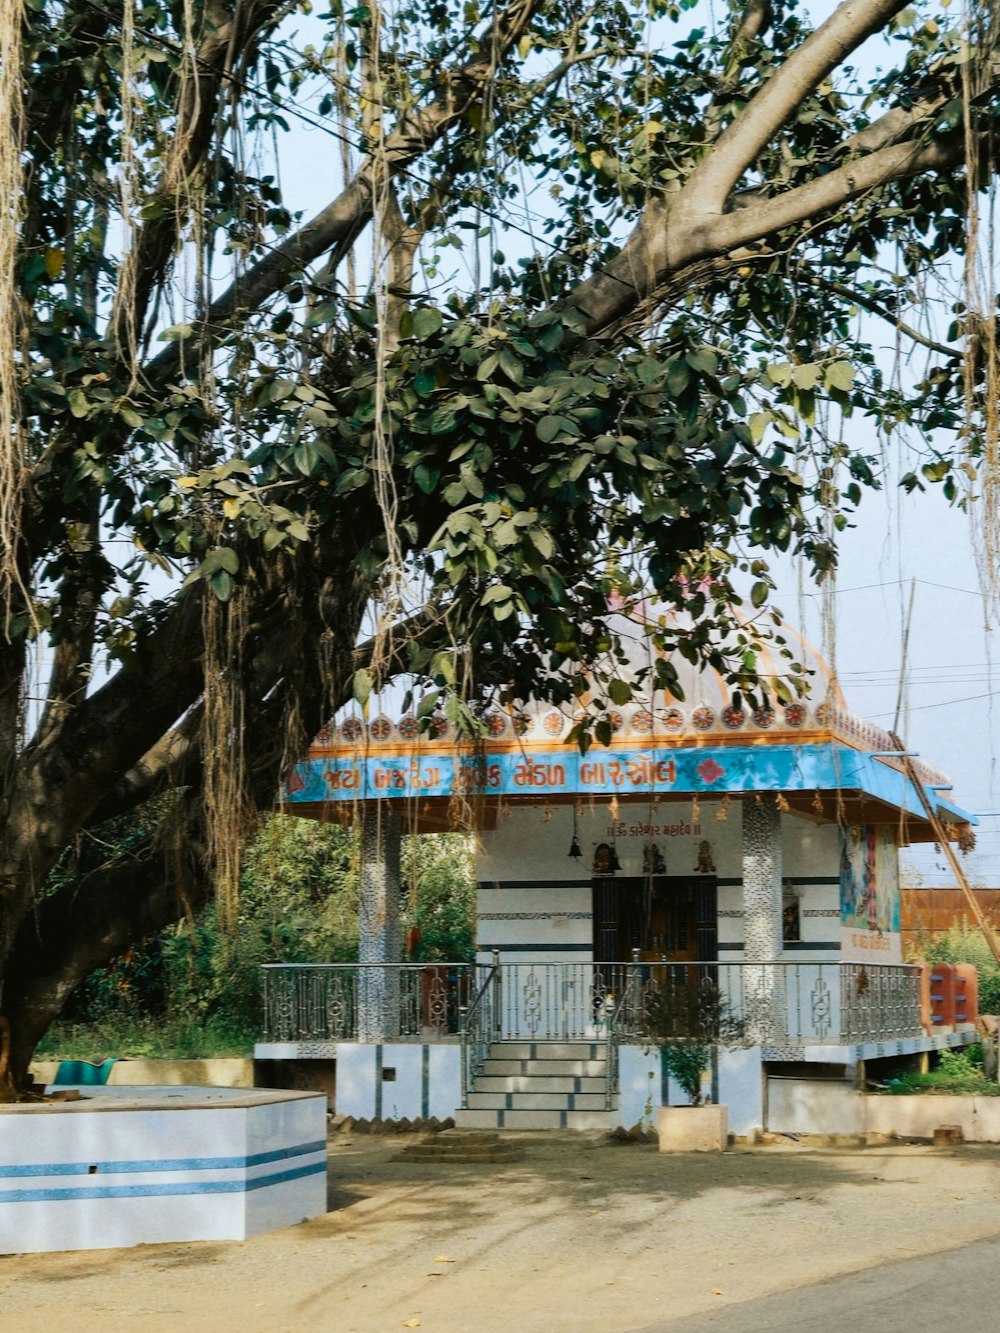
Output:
[{"xmin": 643, "ymin": 972, "xmax": 744, "ymax": 1152}]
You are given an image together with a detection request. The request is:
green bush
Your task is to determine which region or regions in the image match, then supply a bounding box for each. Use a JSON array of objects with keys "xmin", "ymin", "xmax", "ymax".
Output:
[
  {"xmin": 660, "ymin": 1043, "xmax": 711, "ymax": 1106},
  {"xmin": 38, "ymin": 817, "xmax": 476, "ymax": 1060},
  {"xmin": 885, "ymin": 1044, "xmax": 1000, "ymax": 1096}
]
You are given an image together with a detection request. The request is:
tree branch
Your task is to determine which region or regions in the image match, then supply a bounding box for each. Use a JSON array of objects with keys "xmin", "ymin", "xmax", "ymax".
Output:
[
  {"xmin": 112, "ymin": 0, "xmax": 287, "ymax": 350},
  {"xmin": 143, "ymin": 0, "xmax": 545, "ymax": 388},
  {"xmin": 681, "ymin": 0, "xmax": 913, "ymax": 218},
  {"xmin": 706, "ymin": 132, "xmax": 967, "ymax": 253},
  {"xmin": 798, "ymin": 272, "xmax": 960, "ymax": 360}
]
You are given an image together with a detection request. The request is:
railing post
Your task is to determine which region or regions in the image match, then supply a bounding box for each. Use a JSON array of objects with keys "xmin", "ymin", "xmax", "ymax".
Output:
[
  {"xmin": 458, "ymin": 1002, "xmax": 468, "ymax": 1106},
  {"xmin": 492, "ymin": 949, "xmax": 502, "ymax": 1038}
]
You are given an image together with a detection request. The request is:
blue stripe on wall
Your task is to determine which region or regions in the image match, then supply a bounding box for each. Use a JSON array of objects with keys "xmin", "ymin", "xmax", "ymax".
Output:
[
  {"xmin": 0, "ymin": 1139, "xmax": 326, "ymax": 1181},
  {"xmin": 0, "ymin": 1157, "xmax": 326, "ymax": 1205}
]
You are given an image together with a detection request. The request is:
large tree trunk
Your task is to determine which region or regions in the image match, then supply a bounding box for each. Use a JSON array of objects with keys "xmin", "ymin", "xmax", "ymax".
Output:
[{"xmin": 0, "ymin": 535, "xmax": 371, "ymax": 1099}]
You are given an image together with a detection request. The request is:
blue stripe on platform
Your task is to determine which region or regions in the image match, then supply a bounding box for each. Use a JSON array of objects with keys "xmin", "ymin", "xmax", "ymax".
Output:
[
  {"xmin": 0, "ymin": 1157, "xmax": 326, "ymax": 1204},
  {"xmin": 0, "ymin": 1138, "xmax": 326, "ymax": 1180}
]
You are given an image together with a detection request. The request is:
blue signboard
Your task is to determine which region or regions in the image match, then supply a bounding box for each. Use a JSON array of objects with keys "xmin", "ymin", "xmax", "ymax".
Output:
[{"xmin": 281, "ymin": 743, "xmax": 973, "ymax": 826}]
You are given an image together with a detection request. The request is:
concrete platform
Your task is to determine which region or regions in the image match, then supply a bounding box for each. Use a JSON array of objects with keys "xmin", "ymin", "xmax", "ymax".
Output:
[{"xmin": 0, "ymin": 1086, "xmax": 327, "ymax": 1254}]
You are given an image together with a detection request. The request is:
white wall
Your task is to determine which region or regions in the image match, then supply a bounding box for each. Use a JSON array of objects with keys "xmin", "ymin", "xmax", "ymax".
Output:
[
  {"xmin": 477, "ymin": 802, "xmax": 845, "ymax": 963},
  {"xmin": 334, "ymin": 1043, "xmax": 461, "ymax": 1121},
  {"xmin": 0, "ymin": 1090, "xmax": 326, "ymax": 1254}
]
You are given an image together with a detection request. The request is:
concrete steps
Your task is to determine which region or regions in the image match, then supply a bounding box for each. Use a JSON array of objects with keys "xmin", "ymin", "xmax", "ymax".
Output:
[
  {"xmin": 455, "ymin": 1040, "xmax": 616, "ymax": 1131},
  {"xmin": 472, "ymin": 1075, "xmax": 606, "ymax": 1094},
  {"xmin": 454, "ymin": 1107, "xmax": 614, "ymax": 1130},
  {"xmin": 393, "ymin": 1132, "xmax": 525, "ymax": 1164}
]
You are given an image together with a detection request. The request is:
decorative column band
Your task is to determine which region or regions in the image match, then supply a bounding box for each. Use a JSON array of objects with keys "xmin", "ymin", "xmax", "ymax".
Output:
[
  {"xmin": 358, "ymin": 804, "xmax": 402, "ymax": 1040},
  {"xmin": 741, "ymin": 795, "xmax": 782, "ymax": 963}
]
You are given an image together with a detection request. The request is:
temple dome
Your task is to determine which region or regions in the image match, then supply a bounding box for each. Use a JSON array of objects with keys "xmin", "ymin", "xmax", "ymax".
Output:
[{"xmin": 314, "ymin": 599, "xmax": 949, "ymax": 790}]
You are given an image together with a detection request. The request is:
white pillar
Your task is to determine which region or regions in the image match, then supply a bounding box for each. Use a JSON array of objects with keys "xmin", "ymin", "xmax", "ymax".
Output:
[
  {"xmin": 358, "ymin": 803, "xmax": 402, "ymax": 1041},
  {"xmin": 741, "ymin": 795, "xmax": 783, "ymax": 1043}
]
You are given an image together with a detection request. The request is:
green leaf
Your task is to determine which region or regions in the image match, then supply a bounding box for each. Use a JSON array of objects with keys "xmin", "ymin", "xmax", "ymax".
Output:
[
  {"xmin": 824, "ymin": 361, "xmax": 855, "ymax": 393},
  {"xmin": 481, "ymin": 584, "xmax": 513, "ymax": 605},
  {"xmin": 413, "ymin": 464, "xmax": 441, "ymax": 494},
  {"xmin": 353, "ymin": 668, "xmax": 373, "ymax": 706},
  {"xmin": 686, "ymin": 346, "xmax": 718, "ymax": 376},
  {"xmin": 118, "ymin": 404, "xmax": 143, "ymax": 429},
  {"xmin": 567, "ymin": 452, "xmax": 590, "ymax": 482},
  {"xmin": 476, "ymin": 352, "xmax": 499, "ymax": 381},
  {"xmin": 498, "ymin": 348, "xmax": 523, "ymax": 384},
  {"xmin": 67, "ymin": 388, "xmax": 88, "ymax": 418},
  {"xmin": 665, "ymin": 361, "xmax": 690, "ymax": 395},
  {"xmin": 335, "ymin": 467, "xmax": 369, "ymax": 494},
  {"xmin": 608, "ymin": 678, "xmax": 632, "ymax": 706},
  {"xmin": 749, "ymin": 412, "xmax": 770, "ymax": 444},
  {"xmin": 538, "ymin": 415, "xmax": 572, "ymax": 443},
  {"xmin": 791, "ymin": 363, "xmax": 821, "ymax": 391},
  {"xmin": 417, "ymin": 691, "xmax": 439, "ymax": 718},
  {"xmin": 412, "ymin": 307, "xmax": 443, "ymax": 341},
  {"xmin": 159, "ymin": 323, "xmax": 194, "ymax": 342},
  {"xmin": 750, "ymin": 580, "xmax": 769, "ymax": 608},
  {"xmin": 210, "ymin": 569, "xmax": 234, "ymax": 602}
]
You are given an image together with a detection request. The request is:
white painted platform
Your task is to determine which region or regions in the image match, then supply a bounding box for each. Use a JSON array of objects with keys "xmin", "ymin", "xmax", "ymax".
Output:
[{"xmin": 0, "ymin": 1086, "xmax": 327, "ymax": 1254}]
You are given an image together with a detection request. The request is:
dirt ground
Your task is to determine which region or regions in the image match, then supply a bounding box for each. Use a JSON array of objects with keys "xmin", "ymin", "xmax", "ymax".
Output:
[{"xmin": 2, "ymin": 1133, "xmax": 1000, "ymax": 1332}]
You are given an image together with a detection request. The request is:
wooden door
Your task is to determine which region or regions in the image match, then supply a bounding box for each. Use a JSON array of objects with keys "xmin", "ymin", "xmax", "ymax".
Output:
[{"xmin": 592, "ymin": 876, "xmax": 717, "ymax": 964}]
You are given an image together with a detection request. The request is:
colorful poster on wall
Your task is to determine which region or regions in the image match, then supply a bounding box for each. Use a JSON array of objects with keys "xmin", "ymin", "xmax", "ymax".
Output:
[{"xmin": 839, "ymin": 825, "xmax": 901, "ymax": 963}]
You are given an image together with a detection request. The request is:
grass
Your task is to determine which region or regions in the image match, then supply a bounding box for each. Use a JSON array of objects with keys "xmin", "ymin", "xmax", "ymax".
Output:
[
  {"xmin": 882, "ymin": 1045, "xmax": 1000, "ymax": 1096},
  {"xmin": 34, "ymin": 1014, "xmax": 256, "ymax": 1062}
]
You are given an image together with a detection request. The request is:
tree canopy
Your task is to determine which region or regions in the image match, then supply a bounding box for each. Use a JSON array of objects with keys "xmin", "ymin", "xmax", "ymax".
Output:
[{"xmin": 0, "ymin": 0, "xmax": 998, "ymax": 1094}]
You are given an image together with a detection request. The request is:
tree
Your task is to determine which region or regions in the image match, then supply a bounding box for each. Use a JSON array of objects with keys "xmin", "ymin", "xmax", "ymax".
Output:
[
  {"xmin": 0, "ymin": 0, "xmax": 997, "ymax": 1097},
  {"xmin": 41, "ymin": 817, "xmax": 474, "ymax": 1056}
]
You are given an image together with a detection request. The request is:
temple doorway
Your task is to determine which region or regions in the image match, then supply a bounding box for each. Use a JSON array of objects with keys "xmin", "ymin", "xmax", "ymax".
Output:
[{"xmin": 592, "ymin": 876, "xmax": 718, "ymax": 965}]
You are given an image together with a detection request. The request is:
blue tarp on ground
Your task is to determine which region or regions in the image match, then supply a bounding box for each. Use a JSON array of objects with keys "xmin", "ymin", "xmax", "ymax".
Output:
[{"xmin": 52, "ymin": 1059, "xmax": 115, "ymax": 1086}]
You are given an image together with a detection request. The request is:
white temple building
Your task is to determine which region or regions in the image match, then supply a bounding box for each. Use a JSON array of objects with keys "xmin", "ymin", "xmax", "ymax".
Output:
[{"xmin": 257, "ymin": 608, "xmax": 978, "ymax": 1136}]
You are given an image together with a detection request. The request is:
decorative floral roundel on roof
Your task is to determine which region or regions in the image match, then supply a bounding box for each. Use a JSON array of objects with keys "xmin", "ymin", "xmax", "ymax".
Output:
[
  {"xmin": 398, "ymin": 714, "xmax": 419, "ymax": 739},
  {"xmin": 607, "ymin": 709, "xmax": 625, "ymax": 733},
  {"xmin": 814, "ymin": 701, "xmax": 835, "ymax": 727},
  {"xmin": 753, "ymin": 705, "xmax": 775, "ymax": 729},
  {"xmin": 314, "ymin": 724, "xmax": 333, "ymax": 744},
  {"xmin": 663, "ymin": 708, "xmax": 685, "ymax": 732},
  {"xmin": 370, "ymin": 716, "xmax": 392, "ymax": 740},
  {"xmin": 692, "ymin": 705, "xmax": 715, "ymax": 731},
  {"xmin": 341, "ymin": 717, "xmax": 363, "ymax": 742},
  {"xmin": 632, "ymin": 708, "xmax": 654, "ymax": 734},
  {"xmin": 485, "ymin": 711, "xmax": 508, "ymax": 737},
  {"xmin": 543, "ymin": 710, "xmax": 566, "ymax": 737},
  {"xmin": 784, "ymin": 703, "xmax": 806, "ymax": 728},
  {"xmin": 721, "ymin": 705, "xmax": 746, "ymax": 730},
  {"xmin": 513, "ymin": 711, "xmax": 531, "ymax": 736}
]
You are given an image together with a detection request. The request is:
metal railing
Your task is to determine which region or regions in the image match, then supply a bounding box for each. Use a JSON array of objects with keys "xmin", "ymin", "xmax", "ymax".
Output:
[
  {"xmin": 604, "ymin": 966, "xmax": 644, "ymax": 1109},
  {"xmin": 459, "ymin": 954, "xmax": 500, "ymax": 1105},
  {"xmin": 261, "ymin": 959, "xmax": 922, "ymax": 1050},
  {"xmin": 261, "ymin": 963, "xmax": 472, "ymax": 1043},
  {"xmin": 590, "ymin": 961, "xmax": 922, "ymax": 1047}
]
